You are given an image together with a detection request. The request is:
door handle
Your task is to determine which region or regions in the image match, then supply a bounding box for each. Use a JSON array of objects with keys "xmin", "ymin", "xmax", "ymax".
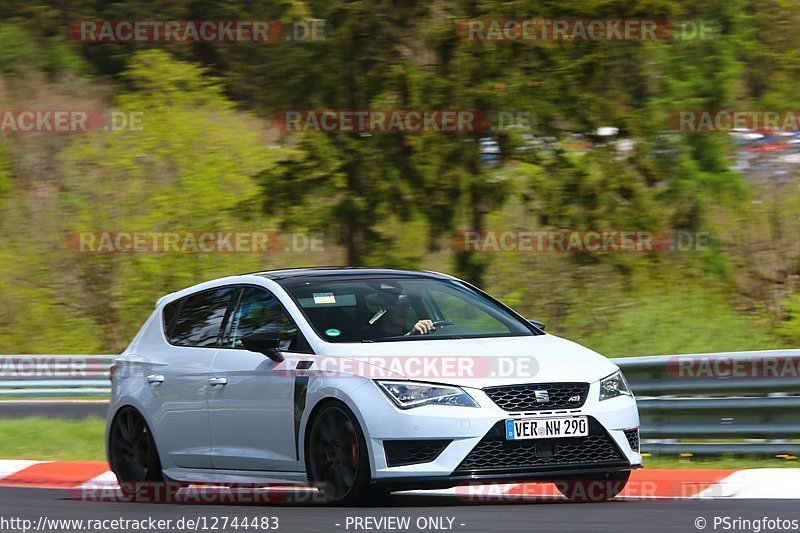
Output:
[
  {"xmin": 209, "ymin": 377, "xmax": 228, "ymax": 387},
  {"xmin": 146, "ymin": 374, "xmax": 165, "ymax": 385}
]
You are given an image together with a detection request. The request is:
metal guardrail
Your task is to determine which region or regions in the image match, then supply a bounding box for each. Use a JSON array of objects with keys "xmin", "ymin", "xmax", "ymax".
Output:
[
  {"xmin": 617, "ymin": 350, "xmax": 800, "ymax": 456},
  {"xmin": 616, "ymin": 350, "xmax": 800, "ymax": 395},
  {"xmin": 0, "ymin": 356, "xmax": 114, "ymax": 396},
  {"xmin": 1, "ymin": 351, "xmax": 799, "ymax": 456}
]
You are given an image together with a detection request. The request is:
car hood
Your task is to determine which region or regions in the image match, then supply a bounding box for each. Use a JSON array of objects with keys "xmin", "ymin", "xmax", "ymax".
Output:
[{"xmin": 315, "ymin": 334, "xmax": 618, "ymax": 388}]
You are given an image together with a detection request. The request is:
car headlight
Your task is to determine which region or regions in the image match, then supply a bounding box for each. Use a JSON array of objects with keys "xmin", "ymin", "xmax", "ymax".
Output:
[
  {"xmin": 599, "ymin": 371, "xmax": 632, "ymax": 401},
  {"xmin": 376, "ymin": 380, "xmax": 479, "ymax": 409}
]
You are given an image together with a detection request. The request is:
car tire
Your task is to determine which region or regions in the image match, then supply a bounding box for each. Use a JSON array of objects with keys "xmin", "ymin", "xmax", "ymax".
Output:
[
  {"xmin": 108, "ymin": 406, "xmax": 165, "ymax": 498},
  {"xmin": 555, "ymin": 470, "xmax": 630, "ymax": 502},
  {"xmin": 306, "ymin": 400, "xmax": 372, "ymax": 506}
]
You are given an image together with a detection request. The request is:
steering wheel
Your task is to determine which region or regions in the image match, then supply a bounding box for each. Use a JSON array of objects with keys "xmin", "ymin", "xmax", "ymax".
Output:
[
  {"xmin": 409, "ymin": 319, "xmax": 454, "ymax": 335},
  {"xmin": 431, "ymin": 320, "xmax": 454, "ymax": 330}
]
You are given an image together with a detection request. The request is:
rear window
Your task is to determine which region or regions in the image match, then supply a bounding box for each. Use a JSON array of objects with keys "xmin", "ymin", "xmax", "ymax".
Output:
[{"xmin": 166, "ymin": 287, "xmax": 237, "ymax": 347}]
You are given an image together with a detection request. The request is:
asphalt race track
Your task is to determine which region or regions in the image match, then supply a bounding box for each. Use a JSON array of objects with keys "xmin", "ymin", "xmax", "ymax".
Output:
[
  {"xmin": 0, "ymin": 401, "xmax": 108, "ymax": 419},
  {"xmin": 2, "ymin": 486, "xmax": 799, "ymax": 533}
]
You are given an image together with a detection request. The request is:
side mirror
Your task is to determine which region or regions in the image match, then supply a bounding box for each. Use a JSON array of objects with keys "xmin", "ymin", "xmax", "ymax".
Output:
[
  {"xmin": 241, "ymin": 333, "xmax": 284, "ymax": 362},
  {"xmin": 527, "ymin": 319, "xmax": 546, "ymax": 331}
]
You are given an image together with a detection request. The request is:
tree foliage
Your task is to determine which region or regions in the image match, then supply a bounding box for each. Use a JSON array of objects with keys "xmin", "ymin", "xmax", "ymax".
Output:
[{"xmin": 1, "ymin": 0, "xmax": 800, "ymax": 352}]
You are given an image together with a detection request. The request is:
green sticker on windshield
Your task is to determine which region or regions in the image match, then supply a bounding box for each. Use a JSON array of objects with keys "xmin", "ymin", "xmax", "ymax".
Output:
[{"xmin": 325, "ymin": 328, "xmax": 341, "ymax": 337}]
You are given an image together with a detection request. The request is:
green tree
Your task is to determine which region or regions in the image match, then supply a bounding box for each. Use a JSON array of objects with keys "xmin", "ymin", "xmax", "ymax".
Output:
[{"xmin": 54, "ymin": 50, "xmax": 276, "ymax": 350}]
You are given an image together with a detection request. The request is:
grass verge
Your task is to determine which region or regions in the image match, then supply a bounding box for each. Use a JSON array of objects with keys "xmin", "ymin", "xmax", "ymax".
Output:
[{"xmin": 0, "ymin": 416, "xmax": 105, "ymax": 461}]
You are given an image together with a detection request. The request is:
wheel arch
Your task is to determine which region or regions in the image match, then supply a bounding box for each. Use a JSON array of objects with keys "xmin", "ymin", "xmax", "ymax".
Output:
[
  {"xmin": 300, "ymin": 392, "xmax": 374, "ymax": 478},
  {"xmin": 106, "ymin": 401, "xmax": 166, "ymax": 470}
]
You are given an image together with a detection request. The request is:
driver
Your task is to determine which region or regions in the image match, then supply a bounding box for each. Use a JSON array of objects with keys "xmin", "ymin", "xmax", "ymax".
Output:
[{"xmin": 370, "ymin": 294, "xmax": 435, "ymax": 337}]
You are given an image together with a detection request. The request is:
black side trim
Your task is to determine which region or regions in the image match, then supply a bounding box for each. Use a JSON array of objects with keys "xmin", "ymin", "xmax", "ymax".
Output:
[{"xmin": 293, "ymin": 361, "xmax": 313, "ymax": 460}]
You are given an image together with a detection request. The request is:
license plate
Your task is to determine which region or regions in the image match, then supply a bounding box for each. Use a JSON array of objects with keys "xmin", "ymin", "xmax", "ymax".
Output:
[{"xmin": 505, "ymin": 416, "xmax": 589, "ymax": 440}]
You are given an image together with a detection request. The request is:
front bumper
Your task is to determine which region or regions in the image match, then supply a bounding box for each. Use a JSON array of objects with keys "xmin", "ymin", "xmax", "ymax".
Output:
[
  {"xmin": 374, "ymin": 463, "xmax": 642, "ymax": 491},
  {"xmin": 354, "ymin": 380, "xmax": 641, "ymax": 483}
]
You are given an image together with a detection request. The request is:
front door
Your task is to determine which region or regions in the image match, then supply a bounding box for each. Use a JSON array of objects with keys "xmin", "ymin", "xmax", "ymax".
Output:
[{"xmin": 208, "ymin": 286, "xmax": 313, "ymax": 471}]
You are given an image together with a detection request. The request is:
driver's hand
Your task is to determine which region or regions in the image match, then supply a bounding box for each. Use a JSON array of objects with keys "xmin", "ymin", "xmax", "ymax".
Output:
[{"xmin": 409, "ymin": 319, "xmax": 435, "ymax": 335}]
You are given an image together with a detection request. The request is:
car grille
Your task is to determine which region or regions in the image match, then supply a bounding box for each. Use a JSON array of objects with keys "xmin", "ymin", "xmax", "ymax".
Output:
[
  {"xmin": 384, "ymin": 440, "xmax": 451, "ymax": 467},
  {"xmin": 454, "ymin": 417, "xmax": 624, "ymax": 473},
  {"xmin": 624, "ymin": 428, "xmax": 640, "ymax": 452},
  {"xmin": 483, "ymin": 382, "xmax": 590, "ymax": 411}
]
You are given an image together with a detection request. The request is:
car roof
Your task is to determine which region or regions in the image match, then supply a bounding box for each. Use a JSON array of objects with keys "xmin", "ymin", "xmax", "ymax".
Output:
[
  {"xmin": 154, "ymin": 268, "xmax": 457, "ymax": 309},
  {"xmin": 250, "ymin": 267, "xmax": 454, "ymax": 283}
]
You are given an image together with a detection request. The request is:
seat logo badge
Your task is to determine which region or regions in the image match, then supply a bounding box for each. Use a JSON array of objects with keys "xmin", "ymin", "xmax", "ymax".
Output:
[{"xmin": 534, "ymin": 390, "xmax": 550, "ymax": 403}]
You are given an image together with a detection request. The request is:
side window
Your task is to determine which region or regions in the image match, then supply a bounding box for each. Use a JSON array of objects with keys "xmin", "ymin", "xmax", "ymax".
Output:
[
  {"xmin": 226, "ymin": 287, "xmax": 305, "ymax": 352},
  {"xmin": 168, "ymin": 287, "xmax": 237, "ymax": 347}
]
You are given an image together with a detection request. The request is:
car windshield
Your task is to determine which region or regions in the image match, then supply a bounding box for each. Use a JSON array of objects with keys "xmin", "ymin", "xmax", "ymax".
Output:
[{"xmin": 281, "ymin": 277, "xmax": 534, "ymax": 343}]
